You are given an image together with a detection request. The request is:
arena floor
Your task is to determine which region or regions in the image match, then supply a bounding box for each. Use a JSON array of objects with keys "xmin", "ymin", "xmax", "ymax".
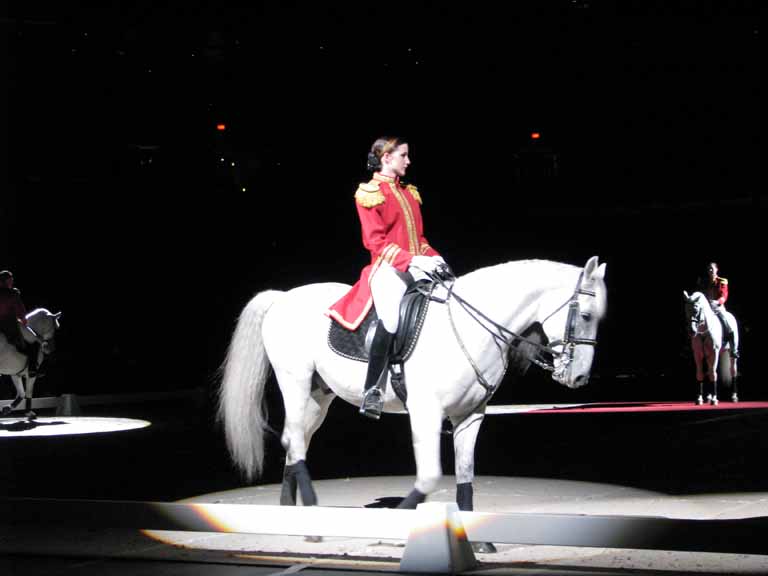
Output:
[{"xmin": 2, "ymin": 395, "xmax": 768, "ymax": 575}]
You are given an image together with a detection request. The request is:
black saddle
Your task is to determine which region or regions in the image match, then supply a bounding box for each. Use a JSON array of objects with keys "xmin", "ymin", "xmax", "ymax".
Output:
[
  {"xmin": 328, "ymin": 281, "xmax": 434, "ymax": 402},
  {"xmin": 328, "ymin": 281, "xmax": 433, "ymax": 363}
]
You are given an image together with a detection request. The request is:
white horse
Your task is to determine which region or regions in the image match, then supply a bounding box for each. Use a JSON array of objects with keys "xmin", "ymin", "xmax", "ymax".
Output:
[
  {"xmin": 683, "ymin": 291, "xmax": 739, "ymax": 405},
  {"xmin": 0, "ymin": 308, "xmax": 62, "ymax": 419},
  {"xmin": 219, "ymin": 257, "xmax": 607, "ymax": 520}
]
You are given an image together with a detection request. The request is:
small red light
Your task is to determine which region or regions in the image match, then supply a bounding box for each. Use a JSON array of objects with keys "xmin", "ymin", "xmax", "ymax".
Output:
[
  {"xmin": 531, "ymin": 132, "xmax": 541, "ymax": 140},
  {"xmin": 216, "ymin": 123, "xmax": 227, "ymax": 131}
]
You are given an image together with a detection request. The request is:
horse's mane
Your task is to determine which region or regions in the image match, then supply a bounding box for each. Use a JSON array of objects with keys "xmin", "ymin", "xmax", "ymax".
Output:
[
  {"xmin": 26, "ymin": 308, "xmax": 53, "ymax": 319},
  {"xmin": 457, "ymin": 259, "xmax": 607, "ymax": 319},
  {"xmin": 458, "ymin": 259, "xmax": 577, "ymax": 285}
]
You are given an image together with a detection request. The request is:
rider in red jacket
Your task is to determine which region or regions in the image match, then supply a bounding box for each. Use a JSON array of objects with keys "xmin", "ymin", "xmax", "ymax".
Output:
[
  {"xmin": 699, "ymin": 262, "xmax": 738, "ymax": 358},
  {"xmin": 327, "ymin": 137, "xmax": 448, "ymax": 419},
  {"xmin": 0, "ymin": 270, "xmax": 39, "ymax": 375}
]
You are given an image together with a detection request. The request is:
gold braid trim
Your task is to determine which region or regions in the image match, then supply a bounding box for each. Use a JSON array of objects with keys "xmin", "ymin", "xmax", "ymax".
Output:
[
  {"xmin": 355, "ymin": 182, "xmax": 385, "ymax": 208},
  {"xmin": 405, "ymin": 184, "xmax": 422, "ymax": 204}
]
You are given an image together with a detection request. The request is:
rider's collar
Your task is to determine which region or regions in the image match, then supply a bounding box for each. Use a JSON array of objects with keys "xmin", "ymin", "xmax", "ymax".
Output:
[{"xmin": 373, "ymin": 172, "xmax": 398, "ymax": 185}]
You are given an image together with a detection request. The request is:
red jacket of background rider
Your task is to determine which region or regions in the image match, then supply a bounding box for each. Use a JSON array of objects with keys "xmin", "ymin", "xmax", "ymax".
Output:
[{"xmin": 705, "ymin": 276, "xmax": 729, "ymax": 306}]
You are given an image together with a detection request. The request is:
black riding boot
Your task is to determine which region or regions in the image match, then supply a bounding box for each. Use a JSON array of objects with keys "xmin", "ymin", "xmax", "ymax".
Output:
[{"xmin": 360, "ymin": 320, "xmax": 394, "ymax": 420}]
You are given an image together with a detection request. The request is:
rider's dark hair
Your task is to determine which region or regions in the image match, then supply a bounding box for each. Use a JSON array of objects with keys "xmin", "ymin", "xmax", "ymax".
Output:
[{"xmin": 366, "ymin": 136, "xmax": 407, "ymax": 172}]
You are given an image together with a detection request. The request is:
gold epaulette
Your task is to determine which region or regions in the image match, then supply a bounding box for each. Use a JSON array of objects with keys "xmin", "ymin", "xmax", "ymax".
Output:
[
  {"xmin": 355, "ymin": 182, "xmax": 385, "ymax": 208},
  {"xmin": 405, "ymin": 183, "xmax": 422, "ymax": 204}
]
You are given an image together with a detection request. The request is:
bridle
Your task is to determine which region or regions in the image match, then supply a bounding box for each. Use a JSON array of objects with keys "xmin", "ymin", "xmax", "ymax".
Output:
[
  {"xmin": 425, "ymin": 269, "xmax": 600, "ymax": 399},
  {"xmin": 26, "ymin": 320, "xmax": 58, "ymax": 354},
  {"xmin": 687, "ymin": 298, "xmax": 710, "ymax": 338},
  {"xmin": 538, "ymin": 272, "xmax": 599, "ymax": 383}
]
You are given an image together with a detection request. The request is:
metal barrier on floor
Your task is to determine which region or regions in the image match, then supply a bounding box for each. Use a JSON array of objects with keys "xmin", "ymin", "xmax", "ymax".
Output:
[
  {"xmin": 1, "ymin": 498, "xmax": 766, "ymax": 573},
  {"xmin": 0, "ymin": 389, "xmax": 203, "ymax": 416}
]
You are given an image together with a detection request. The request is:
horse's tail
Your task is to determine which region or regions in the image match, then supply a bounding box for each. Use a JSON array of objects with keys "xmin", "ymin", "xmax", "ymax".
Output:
[{"xmin": 217, "ymin": 289, "xmax": 283, "ymax": 481}]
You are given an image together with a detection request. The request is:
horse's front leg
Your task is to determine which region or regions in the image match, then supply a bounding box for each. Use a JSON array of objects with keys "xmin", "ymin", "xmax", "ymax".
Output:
[
  {"xmin": 692, "ymin": 338, "xmax": 705, "ymax": 405},
  {"xmin": 452, "ymin": 413, "xmax": 484, "ymax": 510},
  {"xmin": 1, "ymin": 375, "xmax": 26, "ymax": 415},
  {"xmin": 453, "ymin": 412, "xmax": 497, "ymax": 553},
  {"xmin": 24, "ymin": 375, "xmax": 37, "ymax": 419},
  {"xmin": 708, "ymin": 349, "xmax": 719, "ymax": 406},
  {"xmin": 398, "ymin": 394, "xmax": 443, "ymax": 509}
]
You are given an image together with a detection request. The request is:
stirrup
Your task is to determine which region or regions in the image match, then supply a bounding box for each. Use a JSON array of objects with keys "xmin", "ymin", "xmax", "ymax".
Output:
[{"xmin": 360, "ymin": 387, "xmax": 383, "ymax": 420}]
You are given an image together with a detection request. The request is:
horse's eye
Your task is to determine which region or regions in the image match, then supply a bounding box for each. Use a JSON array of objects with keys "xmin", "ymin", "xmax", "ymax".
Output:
[{"xmin": 580, "ymin": 312, "xmax": 592, "ymax": 321}]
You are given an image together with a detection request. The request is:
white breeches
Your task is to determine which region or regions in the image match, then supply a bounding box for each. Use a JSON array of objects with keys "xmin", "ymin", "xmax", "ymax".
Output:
[{"xmin": 370, "ymin": 262, "xmax": 407, "ymax": 334}]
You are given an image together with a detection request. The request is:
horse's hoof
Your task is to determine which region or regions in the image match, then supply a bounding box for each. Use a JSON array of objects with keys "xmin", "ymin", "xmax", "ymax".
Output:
[
  {"xmin": 731, "ymin": 394, "xmax": 739, "ymax": 403},
  {"xmin": 0, "ymin": 406, "xmax": 10, "ymax": 416},
  {"xmin": 696, "ymin": 396, "xmax": 703, "ymax": 406},
  {"xmin": 26, "ymin": 411, "xmax": 37, "ymax": 420},
  {"xmin": 304, "ymin": 535, "xmax": 323, "ymax": 543},
  {"xmin": 709, "ymin": 397, "xmax": 719, "ymax": 406},
  {"xmin": 472, "ymin": 542, "xmax": 497, "ymax": 554}
]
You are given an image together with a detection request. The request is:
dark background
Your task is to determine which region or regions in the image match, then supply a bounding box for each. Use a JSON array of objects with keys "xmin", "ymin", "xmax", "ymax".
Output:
[{"xmin": 1, "ymin": 1, "xmax": 763, "ymax": 407}]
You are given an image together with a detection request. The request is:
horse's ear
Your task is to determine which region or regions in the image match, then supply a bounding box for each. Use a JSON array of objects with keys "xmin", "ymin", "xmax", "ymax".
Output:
[
  {"xmin": 595, "ymin": 262, "xmax": 606, "ymax": 280},
  {"xmin": 683, "ymin": 290, "xmax": 690, "ymax": 300},
  {"xmin": 583, "ymin": 256, "xmax": 601, "ymax": 279},
  {"xmin": 53, "ymin": 312, "xmax": 62, "ymax": 319}
]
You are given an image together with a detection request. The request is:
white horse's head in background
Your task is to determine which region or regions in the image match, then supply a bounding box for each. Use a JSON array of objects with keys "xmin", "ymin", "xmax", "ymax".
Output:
[
  {"xmin": 25, "ymin": 308, "xmax": 62, "ymax": 354},
  {"xmin": 682, "ymin": 290, "xmax": 717, "ymax": 340}
]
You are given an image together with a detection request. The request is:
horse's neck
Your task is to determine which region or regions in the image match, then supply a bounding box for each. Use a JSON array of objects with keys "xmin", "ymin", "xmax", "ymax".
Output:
[
  {"xmin": 455, "ymin": 261, "xmax": 577, "ymax": 334},
  {"xmin": 25, "ymin": 309, "xmax": 49, "ymax": 336},
  {"xmin": 694, "ymin": 295, "xmax": 717, "ymax": 327}
]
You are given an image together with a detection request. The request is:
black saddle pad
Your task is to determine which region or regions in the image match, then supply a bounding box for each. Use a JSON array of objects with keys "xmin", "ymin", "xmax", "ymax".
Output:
[{"xmin": 328, "ymin": 282, "xmax": 433, "ymax": 363}]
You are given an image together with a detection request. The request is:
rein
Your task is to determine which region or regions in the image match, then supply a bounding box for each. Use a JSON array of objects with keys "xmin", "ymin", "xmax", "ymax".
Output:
[{"xmin": 423, "ymin": 269, "xmax": 598, "ymax": 403}]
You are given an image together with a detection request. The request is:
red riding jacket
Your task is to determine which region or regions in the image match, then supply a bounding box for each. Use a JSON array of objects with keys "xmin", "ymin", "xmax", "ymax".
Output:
[
  {"xmin": 327, "ymin": 173, "xmax": 440, "ymax": 330},
  {"xmin": 704, "ymin": 276, "xmax": 729, "ymax": 306}
]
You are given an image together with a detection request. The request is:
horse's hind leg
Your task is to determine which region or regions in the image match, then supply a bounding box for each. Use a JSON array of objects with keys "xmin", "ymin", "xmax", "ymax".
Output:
[
  {"xmin": 280, "ymin": 385, "xmax": 335, "ymax": 505},
  {"xmin": 278, "ymin": 371, "xmax": 334, "ymax": 507}
]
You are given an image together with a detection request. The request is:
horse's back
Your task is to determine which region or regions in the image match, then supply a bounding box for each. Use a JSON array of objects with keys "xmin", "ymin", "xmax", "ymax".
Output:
[
  {"xmin": 261, "ymin": 282, "xmax": 349, "ymax": 362},
  {"xmin": 270, "ymin": 282, "xmax": 350, "ymax": 316}
]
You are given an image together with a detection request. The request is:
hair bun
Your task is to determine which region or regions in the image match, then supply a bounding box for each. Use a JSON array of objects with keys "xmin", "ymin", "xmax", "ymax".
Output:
[{"xmin": 366, "ymin": 151, "xmax": 381, "ymax": 172}]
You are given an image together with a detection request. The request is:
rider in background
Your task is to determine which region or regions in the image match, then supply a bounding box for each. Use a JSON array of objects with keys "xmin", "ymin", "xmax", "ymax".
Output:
[
  {"xmin": 0, "ymin": 270, "xmax": 39, "ymax": 376},
  {"xmin": 698, "ymin": 262, "xmax": 739, "ymax": 358},
  {"xmin": 327, "ymin": 136, "xmax": 449, "ymax": 419}
]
